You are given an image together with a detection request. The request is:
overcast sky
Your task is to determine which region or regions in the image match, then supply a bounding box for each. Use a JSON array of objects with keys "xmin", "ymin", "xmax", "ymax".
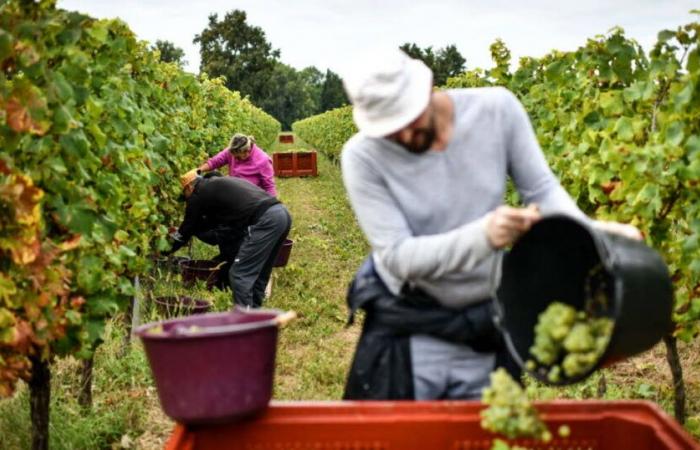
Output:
[{"xmin": 58, "ymin": 1, "xmax": 697, "ymax": 76}]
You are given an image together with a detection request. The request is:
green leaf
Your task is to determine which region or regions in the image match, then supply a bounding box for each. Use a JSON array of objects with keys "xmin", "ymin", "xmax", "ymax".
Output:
[
  {"xmin": 52, "ymin": 105, "xmax": 73, "ymax": 132},
  {"xmin": 87, "ymin": 122, "xmax": 107, "ymax": 147},
  {"xmin": 613, "ymin": 117, "xmax": 634, "ymax": 142},
  {"xmin": 599, "ymin": 92, "xmax": 624, "ymax": 116},
  {"xmin": 49, "ymin": 72, "xmax": 74, "ymax": 102},
  {"xmin": 665, "ymin": 122, "xmax": 685, "ymax": 147},
  {"xmin": 46, "ymin": 157, "xmax": 68, "ymax": 175},
  {"xmin": 66, "ymin": 205, "xmax": 98, "ymax": 235},
  {"xmin": 686, "ymin": 135, "xmax": 700, "ymax": 157},
  {"xmin": 636, "ymin": 383, "xmax": 656, "ymax": 398},
  {"xmin": 688, "ymin": 48, "xmax": 699, "ymax": 73},
  {"xmin": 65, "ymin": 310, "xmax": 82, "ymax": 325},
  {"xmin": 85, "ymin": 22, "xmax": 109, "ymax": 45},
  {"xmin": 77, "ymin": 256, "xmax": 104, "ymax": 294},
  {"xmin": 545, "ymin": 60, "xmax": 565, "ymax": 82},
  {"xmin": 657, "ymin": 30, "xmax": 676, "ymax": 44},
  {"xmin": 60, "ymin": 130, "xmax": 90, "ymax": 158},
  {"xmin": 57, "ymin": 26, "xmax": 82, "ymax": 46},
  {"xmin": 85, "ymin": 97, "xmax": 104, "ymax": 119},
  {"xmin": 674, "ymin": 83, "xmax": 693, "ymax": 108},
  {"xmin": 0, "ymin": 29, "xmax": 13, "ymax": 62}
]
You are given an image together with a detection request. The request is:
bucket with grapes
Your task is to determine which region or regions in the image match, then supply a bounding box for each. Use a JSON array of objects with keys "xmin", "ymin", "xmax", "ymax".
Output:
[{"xmin": 492, "ymin": 215, "xmax": 673, "ymax": 385}]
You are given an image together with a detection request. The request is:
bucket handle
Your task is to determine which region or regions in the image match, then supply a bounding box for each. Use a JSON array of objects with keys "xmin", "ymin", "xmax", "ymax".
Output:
[
  {"xmin": 489, "ymin": 250, "xmax": 505, "ymax": 328},
  {"xmin": 274, "ymin": 311, "xmax": 297, "ymax": 327}
]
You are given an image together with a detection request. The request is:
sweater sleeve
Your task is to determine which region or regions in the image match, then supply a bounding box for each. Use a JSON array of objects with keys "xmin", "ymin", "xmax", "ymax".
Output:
[
  {"xmin": 502, "ymin": 88, "xmax": 587, "ymax": 220},
  {"xmin": 257, "ymin": 151, "xmax": 277, "ymax": 196},
  {"xmin": 341, "ymin": 145, "xmax": 493, "ymax": 283},
  {"xmin": 207, "ymin": 148, "xmax": 231, "ymax": 171}
]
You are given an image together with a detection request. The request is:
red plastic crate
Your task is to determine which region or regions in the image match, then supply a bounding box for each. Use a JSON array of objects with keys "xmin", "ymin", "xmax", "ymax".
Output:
[
  {"xmin": 272, "ymin": 151, "xmax": 318, "ymax": 177},
  {"xmin": 165, "ymin": 400, "xmax": 699, "ymax": 450},
  {"xmin": 279, "ymin": 134, "xmax": 294, "ymax": 144}
]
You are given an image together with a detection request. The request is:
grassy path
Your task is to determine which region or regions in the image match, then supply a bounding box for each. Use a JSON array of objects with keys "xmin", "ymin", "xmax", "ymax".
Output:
[{"xmin": 267, "ymin": 136, "xmax": 368, "ymax": 400}]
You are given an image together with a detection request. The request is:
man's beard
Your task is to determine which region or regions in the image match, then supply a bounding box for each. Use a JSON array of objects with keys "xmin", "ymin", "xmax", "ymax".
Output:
[{"xmin": 398, "ymin": 111, "xmax": 436, "ymax": 154}]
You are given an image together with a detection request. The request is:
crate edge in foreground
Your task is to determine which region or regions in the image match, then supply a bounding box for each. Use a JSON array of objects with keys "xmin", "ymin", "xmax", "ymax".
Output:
[{"xmin": 165, "ymin": 400, "xmax": 699, "ymax": 450}]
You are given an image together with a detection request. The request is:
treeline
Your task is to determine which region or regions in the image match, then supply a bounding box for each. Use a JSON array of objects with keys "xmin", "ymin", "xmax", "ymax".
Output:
[
  {"xmin": 156, "ymin": 10, "xmax": 469, "ymax": 131},
  {"xmin": 157, "ymin": 10, "xmax": 348, "ymax": 130}
]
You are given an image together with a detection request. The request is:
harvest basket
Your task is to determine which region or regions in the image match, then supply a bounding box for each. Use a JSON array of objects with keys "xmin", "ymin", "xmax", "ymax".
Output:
[
  {"xmin": 164, "ymin": 400, "xmax": 699, "ymax": 450},
  {"xmin": 272, "ymin": 151, "xmax": 317, "ymax": 177}
]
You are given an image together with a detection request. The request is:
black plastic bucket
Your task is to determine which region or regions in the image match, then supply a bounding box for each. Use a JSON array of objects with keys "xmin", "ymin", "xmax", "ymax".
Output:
[{"xmin": 493, "ymin": 215, "xmax": 673, "ymax": 385}]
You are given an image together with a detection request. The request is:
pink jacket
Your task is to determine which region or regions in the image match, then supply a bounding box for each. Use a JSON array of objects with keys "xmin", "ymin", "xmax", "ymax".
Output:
[{"xmin": 207, "ymin": 144, "xmax": 277, "ymax": 196}]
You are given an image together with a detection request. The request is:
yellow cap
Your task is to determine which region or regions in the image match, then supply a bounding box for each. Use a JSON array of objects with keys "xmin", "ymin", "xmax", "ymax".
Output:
[{"xmin": 180, "ymin": 169, "xmax": 198, "ymax": 188}]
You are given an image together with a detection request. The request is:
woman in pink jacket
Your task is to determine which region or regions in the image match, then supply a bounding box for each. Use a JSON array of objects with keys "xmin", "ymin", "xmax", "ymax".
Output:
[{"xmin": 195, "ymin": 133, "xmax": 277, "ymax": 196}]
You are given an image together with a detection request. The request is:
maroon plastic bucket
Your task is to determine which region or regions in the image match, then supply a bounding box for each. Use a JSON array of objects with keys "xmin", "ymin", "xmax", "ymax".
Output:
[
  {"xmin": 180, "ymin": 259, "xmax": 223, "ymax": 288},
  {"xmin": 273, "ymin": 239, "xmax": 293, "ymax": 267},
  {"xmin": 136, "ymin": 308, "xmax": 290, "ymax": 424},
  {"xmin": 152, "ymin": 255, "xmax": 190, "ymax": 273},
  {"xmin": 152, "ymin": 296, "xmax": 211, "ymax": 318}
]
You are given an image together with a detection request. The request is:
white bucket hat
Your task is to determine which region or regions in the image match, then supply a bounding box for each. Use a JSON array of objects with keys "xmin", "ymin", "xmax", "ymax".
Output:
[{"xmin": 342, "ymin": 50, "xmax": 433, "ymax": 138}]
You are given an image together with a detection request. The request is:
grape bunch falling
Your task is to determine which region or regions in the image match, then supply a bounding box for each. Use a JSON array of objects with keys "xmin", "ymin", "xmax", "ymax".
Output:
[{"xmin": 526, "ymin": 264, "xmax": 614, "ymax": 383}]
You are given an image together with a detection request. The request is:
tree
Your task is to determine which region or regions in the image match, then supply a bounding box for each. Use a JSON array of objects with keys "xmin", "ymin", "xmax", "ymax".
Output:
[
  {"xmin": 194, "ymin": 10, "xmax": 280, "ymax": 105},
  {"xmin": 152, "ymin": 40, "xmax": 186, "ymax": 66},
  {"xmin": 300, "ymin": 66, "xmax": 324, "ymax": 113},
  {"xmin": 258, "ymin": 62, "xmax": 319, "ymax": 130},
  {"xmin": 399, "ymin": 43, "xmax": 466, "ymax": 86},
  {"xmin": 319, "ymin": 69, "xmax": 349, "ymax": 113}
]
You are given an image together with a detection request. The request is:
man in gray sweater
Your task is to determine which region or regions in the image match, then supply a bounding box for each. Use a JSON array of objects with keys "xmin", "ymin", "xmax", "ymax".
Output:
[{"xmin": 340, "ymin": 50, "xmax": 640, "ymax": 400}]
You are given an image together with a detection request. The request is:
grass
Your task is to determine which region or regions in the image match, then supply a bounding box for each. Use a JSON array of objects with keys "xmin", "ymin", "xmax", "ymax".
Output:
[{"xmin": 0, "ymin": 133, "xmax": 699, "ymax": 448}]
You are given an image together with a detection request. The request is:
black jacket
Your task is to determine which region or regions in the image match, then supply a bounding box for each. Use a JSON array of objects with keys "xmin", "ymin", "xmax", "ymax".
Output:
[
  {"xmin": 343, "ymin": 257, "xmax": 513, "ymax": 400},
  {"xmin": 171, "ymin": 175, "xmax": 279, "ymax": 253}
]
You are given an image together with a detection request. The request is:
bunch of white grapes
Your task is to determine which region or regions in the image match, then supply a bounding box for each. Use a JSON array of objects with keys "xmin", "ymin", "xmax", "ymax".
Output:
[
  {"xmin": 526, "ymin": 302, "xmax": 613, "ymax": 383},
  {"xmin": 481, "ymin": 368, "xmax": 551, "ymax": 441}
]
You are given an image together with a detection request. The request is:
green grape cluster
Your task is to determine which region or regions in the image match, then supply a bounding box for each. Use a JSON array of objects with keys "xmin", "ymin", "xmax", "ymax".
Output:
[
  {"xmin": 490, "ymin": 439, "xmax": 530, "ymax": 450},
  {"xmin": 481, "ymin": 368, "xmax": 551, "ymax": 442},
  {"xmin": 527, "ymin": 302, "xmax": 614, "ymax": 382}
]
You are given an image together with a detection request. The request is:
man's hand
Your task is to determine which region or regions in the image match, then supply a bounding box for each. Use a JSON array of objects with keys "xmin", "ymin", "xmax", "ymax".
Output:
[
  {"xmin": 593, "ymin": 220, "xmax": 643, "ymax": 240},
  {"xmin": 485, "ymin": 205, "xmax": 541, "ymax": 249}
]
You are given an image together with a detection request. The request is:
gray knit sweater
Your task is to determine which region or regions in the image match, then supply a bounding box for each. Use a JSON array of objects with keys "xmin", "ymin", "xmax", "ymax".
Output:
[{"xmin": 341, "ymin": 87, "xmax": 585, "ymax": 308}]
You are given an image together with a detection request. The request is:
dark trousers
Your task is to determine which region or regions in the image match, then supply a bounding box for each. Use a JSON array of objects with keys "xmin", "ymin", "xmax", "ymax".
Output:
[{"xmin": 229, "ymin": 204, "xmax": 291, "ymax": 308}]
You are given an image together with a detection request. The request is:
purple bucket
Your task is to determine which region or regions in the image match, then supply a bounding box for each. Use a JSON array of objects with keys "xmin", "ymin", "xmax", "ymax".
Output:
[
  {"xmin": 152, "ymin": 296, "xmax": 211, "ymax": 318},
  {"xmin": 135, "ymin": 308, "xmax": 284, "ymax": 424},
  {"xmin": 273, "ymin": 239, "xmax": 293, "ymax": 268},
  {"xmin": 152, "ymin": 255, "xmax": 190, "ymax": 273},
  {"xmin": 180, "ymin": 259, "xmax": 223, "ymax": 288}
]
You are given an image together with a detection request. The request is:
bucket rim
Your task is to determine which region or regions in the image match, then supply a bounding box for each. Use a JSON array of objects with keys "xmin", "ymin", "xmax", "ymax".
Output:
[
  {"xmin": 135, "ymin": 307, "xmax": 285, "ymax": 341},
  {"xmin": 178, "ymin": 259, "xmax": 227, "ymax": 271}
]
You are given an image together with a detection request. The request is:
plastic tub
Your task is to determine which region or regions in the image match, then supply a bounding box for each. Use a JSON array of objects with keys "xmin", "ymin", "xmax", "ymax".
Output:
[
  {"xmin": 152, "ymin": 255, "xmax": 190, "ymax": 273},
  {"xmin": 493, "ymin": 215, "xmax": 673, "ymax": 385},
  {"xmin": 164, "ymin": 400, "xmax": 700, "ymax": 450},
  {"xmin": 152, "ymin": 296, "xmax": 211, "ymax": 318},
  {"xmin": 273, "ymin": 239, "xmax": 293, "ymax": 268},
  {"xmin": 136, "ymin": 308, "xmax": 295, "ymax": 424},
  {"xmin": 179, "ymin": 260, "xmax": 224, "ymax": 288}
]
